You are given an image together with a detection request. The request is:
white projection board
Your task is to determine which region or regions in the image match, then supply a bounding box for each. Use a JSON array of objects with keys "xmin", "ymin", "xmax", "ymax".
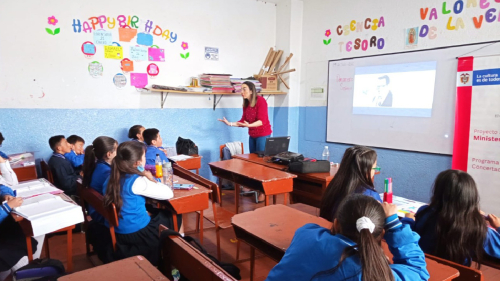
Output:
[{"xmin": 326, "ymin": 42, "xmax": 500, "ymax": 154}]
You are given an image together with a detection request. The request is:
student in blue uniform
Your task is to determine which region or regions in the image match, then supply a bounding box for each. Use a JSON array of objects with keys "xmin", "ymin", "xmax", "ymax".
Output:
[
  {"xmin": 402, "ymin": 169, "xmax": 500, "ymax": 268},
  {"xmin": 0, "ymin": 133, "xmax": 18, "ymax": 187},
  {"xmin": 103, "ymin": 141, "xmax": 178, "ymax": 265},
  {"xmin": 0, "ymin": 133, "xmax": 10, "ymax": 161},
  {"xmin": 128, "ymin": 125, "xmax": 145, "ymax": 143},
  {"xmin": 143, "ymin": 128, "xmax": 169, "ymax": 165},
  {"xmin": 82, "ymin": 136, "xmax": 118, "ymax": 222},
  {"xmin": 266, "ymin": 194, "xmax": 429, "ymax": 281},
  {"xmin": 48, "ymin": 135, "xmax": 81, "ymax": 196},
  {"xmin": 64, "ymin": 135, "xmax": 85, "ymax": 171},
  {"xmin": 319, "ymin": 146, "xmax": 382, "ymax": 221}
]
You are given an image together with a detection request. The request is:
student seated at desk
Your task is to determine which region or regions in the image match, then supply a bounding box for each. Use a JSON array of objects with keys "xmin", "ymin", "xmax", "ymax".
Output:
[
  {"xmin": 266, "ymin": 194, "xmax": 429, "ymax": 281},
  {"xmin": 402, "ymin": 169, "xmax": 500, "ymax": 268},
  {"xmin": 65, "ymin": 135, "xmax": 85, "ymax": 172},
  {"xmin": 143, "ymin": 128, "xmax": 168, "ymax": 165},
  {"xmin": 103, "ymin": 141, "xmax": 178, "ymax": 266},
  {"xmin": 0, "ymin": 185, "xmax": 44, "ymax": 281},
  {"xmin": 82, "ymin": 136, "xmax": 118, "ymax": 222},
  {"xmin": 48, "ymin": 135, "xmax": 81, "ymax": 196},
  {"xmin": 128, "ymin": 125, "xmax": 145, "ymax": 143},
  {"xmin": 0, "ymin": 133, "xmax": 18, "ymax": 186},
  {"xmin": 319, "ymin": 146, "xmax": 382, "ymax": 221}
]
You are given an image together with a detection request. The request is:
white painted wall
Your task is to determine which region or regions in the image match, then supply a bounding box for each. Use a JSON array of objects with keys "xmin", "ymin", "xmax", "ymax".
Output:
[{"xmin": 0, "ymin": 0, "xmax": 276, "ymax": 109}]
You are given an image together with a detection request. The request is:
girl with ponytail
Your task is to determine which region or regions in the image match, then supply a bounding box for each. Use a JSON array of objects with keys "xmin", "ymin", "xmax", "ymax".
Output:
[
  {"xmin": 266, "ymin": 194, "xmax": 429, "ymax": 281},
  {"xmin": 103, "ymin": 141, "xmax": 178, "ymax": 266}
]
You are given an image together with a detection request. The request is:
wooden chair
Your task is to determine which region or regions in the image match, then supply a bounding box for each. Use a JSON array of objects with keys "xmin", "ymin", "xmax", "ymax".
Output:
[
  {"xmin": 77, "ymin": 181, "xmax": 120, "ymax": 254},
  {"xmin": 425, "ymin": 253, "xmax": 483, "ymax": 281},
  {"xmin": 159, "ymin": 225, "xmax": 238, "ymax": 281},
  {"xmin": 172, "ymin": 163, "xmax": 237, "ymax": 260},
  {"xmin": 40, "ymin": 160, "xmax": 54, "ymax": 184}
]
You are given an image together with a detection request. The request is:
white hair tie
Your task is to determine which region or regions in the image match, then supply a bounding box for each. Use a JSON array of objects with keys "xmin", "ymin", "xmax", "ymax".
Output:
[{"xmin": 356, "ymin": 216, "xmax": 375, "ymax": 233}]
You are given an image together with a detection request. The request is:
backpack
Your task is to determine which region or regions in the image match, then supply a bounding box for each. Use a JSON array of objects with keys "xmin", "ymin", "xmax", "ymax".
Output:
[
  {"xmin": 175, "ymin": 137, "xmax": 198, "ymax": 156},
  {"xmin": 13, "ymin": 258, "xmax": 66, "ymax": 281},
  {"xmin": 159, "ymin": 229, "xmax": 241, "ymax": 280}
]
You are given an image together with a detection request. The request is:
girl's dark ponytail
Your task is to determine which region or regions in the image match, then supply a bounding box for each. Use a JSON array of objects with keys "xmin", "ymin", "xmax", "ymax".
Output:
[
  {"xmin": 82, "ymin": 145, "xmax": 96, "ymax": 187},
  {"xmin": 358, "ymin": 228, "xmax": 394, "ymax": 281},
  {"xmin": 81, "ymin": 136, "xmax": 118, "ymax": 188}
]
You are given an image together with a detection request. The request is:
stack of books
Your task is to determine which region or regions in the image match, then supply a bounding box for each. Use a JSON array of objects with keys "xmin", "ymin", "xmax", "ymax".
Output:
[
  {"xmin": 230, "ymin": 78, "xmax": 262, "ymax": 93},
  {"xmin": 200, "ymin": 74, "xmax": 234, "ymax": 93}
]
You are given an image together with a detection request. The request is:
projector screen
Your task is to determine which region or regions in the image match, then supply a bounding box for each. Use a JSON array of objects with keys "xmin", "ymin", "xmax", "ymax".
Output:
[{"xmin": 327, "ymin": 42, "xmax": 500, "ymax": 154}]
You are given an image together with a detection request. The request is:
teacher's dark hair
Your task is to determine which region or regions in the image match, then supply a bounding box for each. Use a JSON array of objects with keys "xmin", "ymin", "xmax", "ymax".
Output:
[
  {"xmin": 319, "ymin": 145, "xmax": 377, "ymax": 221},
  {"xmin": 242, "ymin": 81, "xmax": 258, "ymax": 108},
  {"xmin": 311, "ymin": 194, "xmax": 394, "ymax": 281},
  {"xmin": 417, "ymin": 169, "xmax": 487, "ymax": 268}
]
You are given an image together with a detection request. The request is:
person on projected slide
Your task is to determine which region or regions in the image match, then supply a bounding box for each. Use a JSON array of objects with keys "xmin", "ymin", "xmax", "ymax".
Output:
[{"xmin": 372, "ymin": 75, "xmax": 393, "ymax": 107}]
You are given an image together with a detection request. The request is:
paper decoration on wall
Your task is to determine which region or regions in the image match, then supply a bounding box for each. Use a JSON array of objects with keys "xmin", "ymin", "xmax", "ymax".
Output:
[
  {"xmin": 121, "ymin": 58, "xmax": 134, "ymax": 72},
  {"xmin": 88, "ymin": 61, "xmax": 103, "ymax": 78},
  {"xmin": 147, "ymin": 63, "xmax": 159, "ymax": 78},
  {"xmin": 323, "ymin": 29, "xmax": 332, "ymax": 45},
  {"xmin": 81, "ymin": 42, "xmax": 96, "ymax": 58},
  {"xmin": 205, "ymin": 47, "xmax": 219, "ymax": 61},
  {"xmin": 104, "ymin": 43, "xmax": 123, "ymax": 59},
  {"xmin": 137, "ymin": 32, "xmax": 153, "ymax": 46},
  {"xmin": 94, "ymin": 29, "xmax": 113, "ymax": 45},
  {"xmin": 130, "ymin": 46, "xmax": 148, "ymax": 61},
  {"xmin": 405, "ymin": 27, "xmax": 419, "ymax": 48},
  {"xmin": 148, "ymin": 45, "xmax": 165, "ymax": 62},
  {"xmin": 130, "ymin": 73, "xmax": 148, "ymax": 88},
  {"xmin": 118, "ymin": 25, "xmax": 138, "ymax": 42},
  {"xmin": 45, "ymin": 16, "xmax": 60, "ymax": 35},
  {"xmin": 113, "ymin": 73, "xmax": 127, "ymax": 88},
  {"xmin": 180, "ymin": 42, "xmax": 189, "ymax": 59}
]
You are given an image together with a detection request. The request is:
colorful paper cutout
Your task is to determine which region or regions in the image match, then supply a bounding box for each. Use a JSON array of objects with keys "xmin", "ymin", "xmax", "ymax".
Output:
[
  {"xmin": 121, "ymin": 58, "xmax": 134, "ymax": 72},
  {"xmin": 130, "ymin": 73, "xmax": 148, "ymax": 88},
  {"xmin": 405, "ymin": 27, "xmax": 419, "ymax": 47},
  {"xmin": 94, "ymin": 29, "xmax": 113, "ymax": 45},
  {"xmin": 137, "ymin": 32, "xmax": 153, "ymax": 46},
  {"xmin": 48, "ymin": 16, "xmax": 58, "ymax": 25},
  {"xmin": 46, "ymin": 16, "xmax": 60, "ymax": 35},
  {"xmin": 104, "ymin": 45, "xmax": 123, "ymax": 59},
  {"xmin": 113, "ymin": 73, "xmax": 127, "ymax": 88},
  {"xmin": 147, "ymin": 63, "xmax": 159, "ymax": 77},
  {"xmin": 118, "ymin": 25, "xmax": 138, "ymax": 42},
  {"xmin": 88, "ymin": 61, "xmax": 103, "ymax": 78},
  {"xmin": 82, "ymin": 42, "xmax": 96, "ymax": 56},
  {"xmin": 180, "ymin": 42, "xmax": 189, "ymax": 59},
  {"xmin": 148, "ymin": 46, "xmax": 165, "ymax": 62},
  {"xmin": 130, "ymin": 46, "xmax": 148, "ymax": 61}
]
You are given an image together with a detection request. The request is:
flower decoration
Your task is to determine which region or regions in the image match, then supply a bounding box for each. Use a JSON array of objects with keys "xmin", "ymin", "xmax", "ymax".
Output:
[
  {"xmin": 325, "ymin": 29, "xmax": 331, "ymax": 37},
  {"xmin": 180, "ymin": 42, "xmax": 190, "ymax": 59},
  {"xmin": 323, "ymin": 29, "xmax": 331, "ymax": 45},
  {"xmin": 181, "ymin": 42, "xmax": 189, "ymax": 50},
  {"xmin": 48, "ymin": 16, "xmax": 58, "ymax": 26}
]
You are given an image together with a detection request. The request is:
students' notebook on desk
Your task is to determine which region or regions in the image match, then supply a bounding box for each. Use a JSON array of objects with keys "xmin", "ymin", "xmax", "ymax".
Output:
[
  {"xmin": 380, "ymin": 194, "xmax": 426, "ymax": 217},
  {"xmin": 10, "ymin": 179, "xmax": 63, "ymax": 198}
]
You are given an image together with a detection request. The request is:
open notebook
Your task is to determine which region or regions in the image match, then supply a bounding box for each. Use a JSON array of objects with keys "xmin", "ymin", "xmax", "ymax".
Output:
[
  {"xmin": 379, "ymin": 193, "xmax": 426, "ymax": 217},
  {"xmin": 13, "ymin": 194, "xmax": 84, "ymax": 236},
  {"xmin": 10, "ymin": 179, "xmax": 63, "ymax": 198}
]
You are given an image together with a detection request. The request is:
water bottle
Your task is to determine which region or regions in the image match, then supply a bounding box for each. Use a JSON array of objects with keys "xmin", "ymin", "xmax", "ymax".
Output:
[
  {"xmin": 162, "ymin": 161, "xmax": 174, "ymax": 190},
  {"xmin": 322, "ymin": 146, "xmax": 330, "ymax": 162},
  {"xmin": 155, "ymin": 154, "xmax": 163, "ymax": 178}
]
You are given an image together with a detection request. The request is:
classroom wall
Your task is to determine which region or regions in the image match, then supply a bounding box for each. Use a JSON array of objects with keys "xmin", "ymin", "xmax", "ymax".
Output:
[{"xmin": 299, "ymin": 0, "xmax": 500, "ymax": 202}]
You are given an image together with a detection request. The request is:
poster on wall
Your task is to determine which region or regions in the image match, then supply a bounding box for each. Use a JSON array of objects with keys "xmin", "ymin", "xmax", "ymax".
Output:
[
  {"xmin": 104, "ymin": 44, "xmax": 123, "ymax": 59},
  {"xmin": 405, "ymin": 27, "xmax": 419, "ymax": 49},
  {"xmin": 94, "ymin": 30, "xmax": 113, "ymax": 45},
  {"xmin": 88, "ymin": 61, "xmax": 103, "ymax": 78},
  {"xmin": 205, "ymin": 47, "xmax": 219, "ymax": 61},
  {"xmin": 130, "ymin": 46, "xmax": 148, "ymax": 61},
  {"xmin": 113, "ymin": 73, "xmax": 127, "ymax": 88},
  {"xmin": 130, "ymin": 73, "xmax": 148, "ymax": 88},
  {"xmin": 453, "ymin": 56, "xmax": 500, "ymax": 215},
  {"xmin": 148, "ymin": 45, "xmax": 165, "ymax": 62}
]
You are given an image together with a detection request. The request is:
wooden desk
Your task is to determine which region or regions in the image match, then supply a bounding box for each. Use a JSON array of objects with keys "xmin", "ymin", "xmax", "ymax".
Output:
[
  {"xmin": 232, "ymin": 204, "xmax": 459, "ymax": 281},
  {"xmin": 209, "ymin": 159, "xmax": 296, "ymax": 213},
  {"xmin": 232, "ymin": 153, "xmax": 338, "ymax": 207},
  {"xmin": 59, "ymin": 255, "xmax": 167, "ymax": 280},
  {"xmin": 168, "ymin": 154, "xmax": 202, "ymax": 174},
  {"xmin": 8, "ymin": 152, "xmax": 37, "ymax": 182}
]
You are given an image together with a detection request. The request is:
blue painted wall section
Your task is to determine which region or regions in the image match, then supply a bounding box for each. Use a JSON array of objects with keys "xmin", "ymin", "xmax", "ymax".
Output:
[
  {"xmin": 0, "ymin": 108, "xmax": 274, "ymax": 182},
  {"xmin": 298, "ymin": 106, "xmax": 453, "ymax": 203},
  {"xmin": 272, "ymin": 106, "xmax": 300, "ymax": 152}
]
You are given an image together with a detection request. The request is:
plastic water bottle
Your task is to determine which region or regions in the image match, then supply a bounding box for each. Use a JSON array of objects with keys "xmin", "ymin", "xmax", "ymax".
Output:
[
  {"xmin": 162, "ymin": 161, "xmax": 174, "ymax": 190},
  {"xmin": 322, "ymin": 146, "xmax": 330, "ymax": 162},
  {"xmin": 155, "ymin": 154, "xmax": 163, "ymax": 178}
]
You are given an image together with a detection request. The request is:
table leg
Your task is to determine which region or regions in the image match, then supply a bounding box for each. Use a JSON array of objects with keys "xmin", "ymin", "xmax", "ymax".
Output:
[
  {"xmin": 250, "ymin": 247, "xmax": 255, "ymax": 281},
  {"xmin": 26, "ymin": 236, "xmax": 33, "ymax": 261},
  {"xmin": 273, "ymin": 195, "xmax": 276, "ymax": 205},
  {"xmin": 235, "ymin": 184, "xmax": 240, "ymax": 214},
  {"xmin": 199, "ymin": 210, "xmax": 204, "ymax": 245},
  {"xmin": 173, "ymin": 214, "xmax": 179, "ymax": 232},
  {"xmin": 265, "ymin": 195, "xmax": 269, "ymax": 206},
  {"xmin": 67, "ymin": 229, "xmax": 73, "ymax": 272}
]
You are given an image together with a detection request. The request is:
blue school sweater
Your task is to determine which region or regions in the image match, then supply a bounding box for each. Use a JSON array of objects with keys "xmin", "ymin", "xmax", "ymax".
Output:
[
  {"xmin": 48, "ymin": 153, "xmax": 80, "ymax": 196},
  {"xmin": 0, "ymin": 151, "xmax": 8, "ymax": 160},
  {"xmin": 103, "ymin": 174, "xmax": 150, "ymax": 234},
  {"xmin": 0, "ymin": 185, "xmax": 15, "ymax": 223},
  {"xmin": 401, "ymin": 205, "xmax": 500, "ymax": 265},
  {"xmin": 64, "ymin": 150, "xmax": 84, "ymax": 168},
  {"xmin": 145, "ymin": 146, "xmax": 168, "ymax": 166},
  {"xmin": 88, "ymin": 160, "xmax": 111, "ymax": 223},
  {"xmin": 266, "ymin": 215, "xmax": 429, "ymax": 281}
]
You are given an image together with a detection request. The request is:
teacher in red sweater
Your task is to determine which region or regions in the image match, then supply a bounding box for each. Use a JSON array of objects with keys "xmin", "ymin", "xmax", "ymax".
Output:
[{"xmin": 218, "ymin": 81, "xmax": 272, "ymax": 153}]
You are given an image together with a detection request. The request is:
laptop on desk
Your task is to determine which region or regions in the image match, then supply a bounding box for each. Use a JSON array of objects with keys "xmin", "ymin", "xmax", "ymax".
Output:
[{"xmin": 255, "ymin": 136, "xmax": 291, "ymax": 157}]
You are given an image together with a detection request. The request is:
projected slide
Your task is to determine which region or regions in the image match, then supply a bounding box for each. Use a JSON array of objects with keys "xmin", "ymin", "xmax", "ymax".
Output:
[{"xmin": 352, "ymin": 61, "xmax": 437, "ymax": 117}]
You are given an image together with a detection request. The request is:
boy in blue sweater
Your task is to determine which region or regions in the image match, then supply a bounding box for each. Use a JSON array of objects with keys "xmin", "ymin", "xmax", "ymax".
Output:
[
  {"xmin": 64, "ymin": 135, "xmax": 85, "ymax": 171},
  {"xmin": 143, "ymin": 128, "xmax": 169, "ymax": 165}
]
